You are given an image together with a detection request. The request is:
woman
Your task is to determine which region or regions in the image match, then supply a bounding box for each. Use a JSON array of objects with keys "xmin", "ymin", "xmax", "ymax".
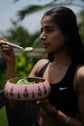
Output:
[{"xmin": 0, "ymin": 6, "xmax": 84, "ymax": 126}]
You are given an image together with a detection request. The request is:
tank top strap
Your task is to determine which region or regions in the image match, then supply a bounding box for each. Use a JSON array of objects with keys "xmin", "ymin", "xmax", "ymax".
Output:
[
  {"xmin": 38, "ymin": 62, "xmax": 50, "ymax": 78},
  {"xmin": 63, "ymin": 61, "xmax": 78, "ymax": 82}
]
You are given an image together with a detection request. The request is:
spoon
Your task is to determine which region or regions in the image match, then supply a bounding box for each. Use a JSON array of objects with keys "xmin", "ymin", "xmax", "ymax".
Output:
[{"xmin": 0, "ymin": 40, "xmax": 33, "ymax": 52}]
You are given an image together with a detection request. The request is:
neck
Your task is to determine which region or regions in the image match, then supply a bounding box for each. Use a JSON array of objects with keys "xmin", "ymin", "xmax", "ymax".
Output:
[{"xmin": 53, "ymin": 48, "xmax": 72, "ymax": 66}]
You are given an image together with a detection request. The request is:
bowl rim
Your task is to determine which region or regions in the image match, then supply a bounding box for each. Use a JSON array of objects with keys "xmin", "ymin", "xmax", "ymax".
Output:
[{"xmin": 7, "ymin": 76, "xmax": 46, "ymax": 85}]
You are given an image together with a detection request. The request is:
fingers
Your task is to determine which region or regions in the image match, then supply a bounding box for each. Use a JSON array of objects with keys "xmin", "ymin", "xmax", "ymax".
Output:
[
  {"xmin": 0, "ymin": 38, "xmax": 8, "ymax": 45},
  {"xmin": 36, "ymin": 99, "xmax": 49, "ymax": 107},
  {"xmin": 3, "ymin": 38, "xmax": 7, "ymax": 41},
  {"xmin": 0, "ymin": 39, "xmax": 15, "ymax": 62},
  {"xmin": 0, "ymin": 44, "xmax": 13, "ymax": 55},
  {"xmin": 0, "ymin": 39, "xmax": 12, "ymax": 47},
  {"xmin": 0, "ymin": 39, "xmax": 13, "ymax": 52}
]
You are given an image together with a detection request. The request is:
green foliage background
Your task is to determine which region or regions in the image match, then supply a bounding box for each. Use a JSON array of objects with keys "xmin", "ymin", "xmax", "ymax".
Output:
[{"xmin": 15, "ymin": 52, "xmax": 35, "ymax": 77}]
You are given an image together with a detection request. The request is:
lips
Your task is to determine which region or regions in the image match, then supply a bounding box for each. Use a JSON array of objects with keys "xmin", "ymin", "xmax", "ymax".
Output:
[{"xmin": 43, "ymin": 42, "xmax": 50, "ymax": 48}]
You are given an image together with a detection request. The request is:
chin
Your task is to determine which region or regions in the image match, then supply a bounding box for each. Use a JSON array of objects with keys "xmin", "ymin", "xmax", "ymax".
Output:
[
  {"xmin": 44, "ymin": 48, "xmax": 51, "ymax": 53},
  {"xmin": 46, "ymin": 49, "xmax": 54, "ymax": 54}
]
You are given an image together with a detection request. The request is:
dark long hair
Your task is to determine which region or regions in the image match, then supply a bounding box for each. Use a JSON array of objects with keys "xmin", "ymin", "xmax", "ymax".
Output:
[{"xmin": 42, "ymin": 6, "xmax": 84, "ymax": 64}]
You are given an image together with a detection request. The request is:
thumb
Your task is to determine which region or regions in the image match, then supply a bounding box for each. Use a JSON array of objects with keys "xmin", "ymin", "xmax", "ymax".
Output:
[{"xmin": 3, "ymin": 38, "xmax": 7, "ymax": 41}]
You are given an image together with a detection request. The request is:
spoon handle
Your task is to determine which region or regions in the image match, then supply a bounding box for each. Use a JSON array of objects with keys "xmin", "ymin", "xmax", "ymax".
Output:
[
  {"xmin": 0, "ymin": 40, "xmax": 33, "ymax": 51},
  {"xmin": 0, "ymin": 40, "xmax": 21, "ymax": 48}
]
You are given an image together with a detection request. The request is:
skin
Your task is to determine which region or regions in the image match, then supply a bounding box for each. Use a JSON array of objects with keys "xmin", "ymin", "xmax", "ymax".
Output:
[{"xmin": 0, "ymin": 16, "xmax": 84, "ymax": 126}]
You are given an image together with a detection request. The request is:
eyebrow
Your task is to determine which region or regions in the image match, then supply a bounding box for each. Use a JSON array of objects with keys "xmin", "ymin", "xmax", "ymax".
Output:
[
  {"xmin": 41, "ymin": 25, "xmax": 56, "ymax": 30},
  {"xmin": 45, "ymin": 26, "xmax": 56, "ymax": 28}
]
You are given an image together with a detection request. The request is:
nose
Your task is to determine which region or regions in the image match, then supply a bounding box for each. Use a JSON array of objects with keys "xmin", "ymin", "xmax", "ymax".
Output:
[{"xmin": 40, "ymin": 31, "xmax": 47, "ymax": 40}]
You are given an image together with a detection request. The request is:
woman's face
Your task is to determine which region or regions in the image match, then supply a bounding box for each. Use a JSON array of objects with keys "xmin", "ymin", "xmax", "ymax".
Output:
[{"xmin": 40, "ymin": 16, "xmax": 67, "ymax": 54}]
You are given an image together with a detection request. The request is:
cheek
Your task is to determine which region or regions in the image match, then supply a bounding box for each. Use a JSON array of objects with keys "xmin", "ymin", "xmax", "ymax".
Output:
[{"xmin": 50, "ymin": 33, "xmax": 66, "ymax": 49}]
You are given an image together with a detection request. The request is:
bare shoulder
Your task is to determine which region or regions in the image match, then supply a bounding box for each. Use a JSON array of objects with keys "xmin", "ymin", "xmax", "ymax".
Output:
[
  {"xmin": 35, "ymin": 58, "xmax": 49, "ymax": 72},
  {"xmin": 75, "ymin": 65, "xmax": 84, "ymax": 121},
  {"xmin": 74, "ymin": 65, "xmax": 84, "ymax": 92},
  {"xmin": 29, "ymin": 59, "xmax": 49, "ymax": 77},
  {"xmin": 36, "ymin": 59, "xmax": 49, "ymax": 66},
  {"xmin": 76, "ymin": 65, "xmax": 84, "ymax": 81}
]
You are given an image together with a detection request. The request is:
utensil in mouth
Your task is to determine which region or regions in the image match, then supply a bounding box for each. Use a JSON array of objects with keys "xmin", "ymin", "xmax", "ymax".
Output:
[{"xmin": 0, "ymin": 40, "xmax": 33, "ymax": 52}]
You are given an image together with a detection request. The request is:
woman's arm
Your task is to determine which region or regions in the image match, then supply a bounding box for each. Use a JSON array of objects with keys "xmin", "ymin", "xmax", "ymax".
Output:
[
  {"xmin": 75, "ymin": 65, "xmax": 84, "ymax": 124},
  {"xmin": 0, "ymin": 39, "xmax": 16, "ymax": 108},
  {"xmin": 36, "ymin": 99, "xmax": 84, "ymax": 126}
]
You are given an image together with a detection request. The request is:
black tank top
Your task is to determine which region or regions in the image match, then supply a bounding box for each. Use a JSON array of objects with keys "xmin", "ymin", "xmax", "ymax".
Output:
[{"xmin": 38, "ymin": 61, "xmax": 78, "ymax": 117}]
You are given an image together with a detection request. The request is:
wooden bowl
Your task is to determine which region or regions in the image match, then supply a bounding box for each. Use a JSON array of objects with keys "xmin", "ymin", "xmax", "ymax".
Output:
[{"xmin": 4, "ymin": 77, "xmax": 51, "ymax": 101}]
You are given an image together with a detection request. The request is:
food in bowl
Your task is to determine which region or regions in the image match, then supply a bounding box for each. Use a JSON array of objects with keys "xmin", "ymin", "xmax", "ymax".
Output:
[
  {"xmin": 16, "ymin": 78, "xmax": 42, "ymax": 85},
  {"xmin": 4, "ymin": 77, "xmax": 51, "ymax": 101}
]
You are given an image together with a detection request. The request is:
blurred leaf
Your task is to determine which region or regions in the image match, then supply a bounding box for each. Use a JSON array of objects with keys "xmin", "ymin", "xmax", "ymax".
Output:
[
  {"xmin": 17, "ymin": 2, "xmax": 53, "ymax": 20},
  {"xmin": 16, "ymin": 0, "xmax": 84, "ymax": 20}
]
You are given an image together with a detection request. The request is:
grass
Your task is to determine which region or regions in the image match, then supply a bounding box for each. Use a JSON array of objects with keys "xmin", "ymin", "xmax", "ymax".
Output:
[{"xmin": 0, "ymin": 106, "xmax": 8, "ymax": 126}]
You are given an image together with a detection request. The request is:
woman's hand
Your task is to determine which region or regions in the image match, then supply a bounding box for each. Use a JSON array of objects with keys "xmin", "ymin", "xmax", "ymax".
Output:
[
  {"xmin": 0, "ymin": 39, "xmax": 15, "ymax": 63},
  {"xmin": 0, "ymin": 39, "xmax": 16, "ymax": 79},
  {"xmin": 36, "ymin": 99, "xmax": 55, "ymax": 114}
]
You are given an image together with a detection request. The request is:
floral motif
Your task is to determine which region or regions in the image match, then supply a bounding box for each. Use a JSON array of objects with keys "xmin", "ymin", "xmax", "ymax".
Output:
[
  {"xmin": 38, "ymin": 86, "xmax": 42, "ymax": 96},
  {"xmin": 43, "ymin": 85, "xmax": 47, "ymax": 94},
  {"xmin": 9, "ymin": 87, "xmax": 14, "ymax": 96},
  {"xmin": 23, "ymin": 87, "xmax": 28, "ymax": 97}
]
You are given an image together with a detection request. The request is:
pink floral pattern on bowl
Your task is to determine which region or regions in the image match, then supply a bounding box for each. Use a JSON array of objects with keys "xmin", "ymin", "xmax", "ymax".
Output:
[{"xmin": 4, "ymin": 77, "xmax": 51, "ymax": 101}]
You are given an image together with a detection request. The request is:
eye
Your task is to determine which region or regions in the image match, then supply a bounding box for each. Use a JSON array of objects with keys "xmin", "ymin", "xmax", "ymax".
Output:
[
  {"xmin": 45, "ymin": 28, "xmax": 54, "ymax": 33},
  {"xmin": 40, "ymin": 26, "xmax": 55, "ymax": 34}
]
